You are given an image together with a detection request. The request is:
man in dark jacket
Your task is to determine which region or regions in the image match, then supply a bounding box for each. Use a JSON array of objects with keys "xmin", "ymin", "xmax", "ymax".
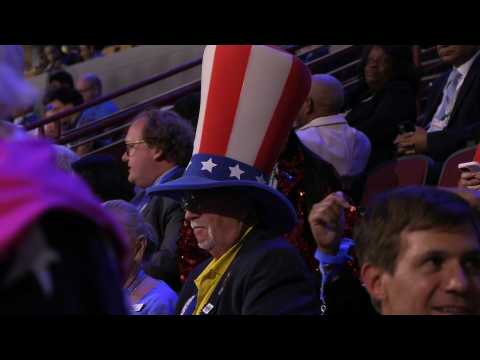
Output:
[
  {"xmin": 123, "ymin": 109, "xmax": 194, "ymax": 291},
  {"xmin": 396, "ymin": 45, "xmax": 480, "ymax": 162},
  {"xmin": 150, "ymin": 44, "xmax": 321, "ymax": 315}
]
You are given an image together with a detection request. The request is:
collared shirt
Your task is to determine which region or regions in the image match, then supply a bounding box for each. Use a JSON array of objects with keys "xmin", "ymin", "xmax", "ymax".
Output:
[
  {"xmin": 193, "ymin": 226, "xmax": 254, "ymax": 315},
  {"xmin": 133, "ymin": 165, "xmax": 183, "ymax": 214},
  {"xmin": 295, "ymin": 114, "xmax": 371, "ymax": 177},
  {"xmin": 76, "ymin": 100, "xmax": 119, "ymax": 128},
  {"xmin": 428, "ymin": 50, "xmax": 480, "ymax": 133}
]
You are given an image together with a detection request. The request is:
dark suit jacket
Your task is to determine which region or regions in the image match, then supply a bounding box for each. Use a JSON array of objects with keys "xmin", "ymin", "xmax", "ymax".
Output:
[
  {"xmin": 176, "ymin": 228, "xmax": 322, "ymax": 315},
  {"xmin": 321, "ymin": 266, "xmax": 378, "ymax": 316},
  {"xmin": 346, "ymin": 81, "xmax": 418, "ymax": 170},
  {"xmin": 423, "ymin": 54, "xmax": 480, "ymax": 162},
  {"xmin": 133, "ymin": 166, "xmax": 185, "ymax": 292}
]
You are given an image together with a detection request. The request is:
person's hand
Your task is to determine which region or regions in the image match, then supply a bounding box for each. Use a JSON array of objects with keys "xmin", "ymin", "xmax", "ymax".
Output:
[
  {"xmin": 458, "ymin": 171, "xmax": 480, "ymax": 190},
  {"xmin": 395, "ymin": 132, "xmax": 416, "ymax": 155},
  {"xmin": 394, "ymin": 127, "xmax": 428, "ymax": 155},
  {"xmin": 308, "ymin": 192, "xmax": 351, "ymax": 255}
]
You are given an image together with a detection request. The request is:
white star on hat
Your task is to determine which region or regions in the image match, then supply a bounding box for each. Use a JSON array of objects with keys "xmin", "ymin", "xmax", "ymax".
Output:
[
  {"xmin": 255, "ymin": 175, "xmax": 266, "ymax": 184},
  {"xmin": 200, "ymin": 158, "xmax": 217, "ymax": 173},
  {"xmin": 4, "ymin": 226, "xmax": 60, "ymax": 299},
  {"xmin": 229, "ymin": 164, "xmax": 245, "ymax": 180}
]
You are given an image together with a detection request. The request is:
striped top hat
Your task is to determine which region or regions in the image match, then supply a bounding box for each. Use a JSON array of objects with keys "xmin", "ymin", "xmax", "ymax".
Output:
[{"xmin": 149, "ymin": 45, "xmax": 311, "ymax": 233}]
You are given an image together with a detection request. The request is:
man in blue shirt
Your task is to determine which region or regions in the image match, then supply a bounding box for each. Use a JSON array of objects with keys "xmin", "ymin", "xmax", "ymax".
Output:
[{"xmin": 75, "ymin": 72, "xmax": 119, "ymax": 127}]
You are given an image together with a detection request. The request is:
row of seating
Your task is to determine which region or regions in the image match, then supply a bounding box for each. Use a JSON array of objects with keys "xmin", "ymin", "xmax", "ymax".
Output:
[{"xmin": 362, "ymin": 145, "xmax": 477, "ymax": 204}]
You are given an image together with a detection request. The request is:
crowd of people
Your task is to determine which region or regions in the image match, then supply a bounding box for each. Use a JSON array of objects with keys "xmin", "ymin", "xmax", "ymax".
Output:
[
  {"xmin": 1, "ymin": 44, "xmax": 480, "ymax": 315},
  {"xmin": 24, "ymin": 45, "xmax": 136, "ymax": 77}
]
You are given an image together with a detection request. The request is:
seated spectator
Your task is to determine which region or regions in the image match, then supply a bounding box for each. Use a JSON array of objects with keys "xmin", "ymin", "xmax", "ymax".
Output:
[
  {"xmin": 396, "ymin": 45, "xmax": 480, "ymax": 163},
  {"xmin": 2, "ymin": 121, "xmax": 79, "ymax": 174},
  {"xmin": 103, "ymin": 200, "xmax": 178, "ymax": 315},
  {"xmin": 43, "ymin": 46, "xmax": 64, "ymax": 73},
  {"xmin": 43, "ymin": 86, "xmax": 83, "ymax": 139},
  {"xmin": 356, "ymin": 186, "xmax": 480, "ymax": 315},
  {"xmin": 123, "ymin": 109, "xmax": 194, "ymax": 291},
  {"xmin": 0, "ymin": 139, "xmax": 129, "ymax": 315},
  {"xmin": 272, "ymin": 130, "xmax": 342, "ymax": 271},
  {"xmin": 61, "ymin": 45, "xmax": 82, "ymax": 66},
  {"xmin": 47, "ymin": 70, "xmax": 74, "ymax": 91},
  {"xmin": 295, "ymin": 74, "xmax": 371, "ymax": 180},
  {"xmin": 72, "ymin": 154, "xmax": 135, "ymax": 202},
  {"xmin": 79, "ymin": 45, "xmax": 102, "ymax": 62},
  {"xmin": 20, "ymin": 69, "xmax": 74, "ymax": 130},
  {"xmin": 150, "ymin": 45, "xmax": 321, "ymax": 315},
  {"xmin": 346, "ymin": 45, "xmax": 418, "ymax": 171},
  {"xmin": 75, "ymin": 73, "xmax": 119, "ymax": 127}
]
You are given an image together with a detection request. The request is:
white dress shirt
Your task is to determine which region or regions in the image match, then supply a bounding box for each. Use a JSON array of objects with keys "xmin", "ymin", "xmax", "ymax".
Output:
[
  {"xmin": 295, "ymin": 114, "xmax": 371, "ymax": 177},
  {"xmin": 428, "ymin": 50, "xmax": 480, "ymax": 133}
]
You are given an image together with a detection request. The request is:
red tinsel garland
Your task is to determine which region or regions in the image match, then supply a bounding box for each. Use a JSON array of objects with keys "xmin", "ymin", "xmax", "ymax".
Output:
[
  {"xmin": 177, "ymin": 221, "xmax": 209, "ymax": 284},
  {"xmin": 176, "ymin": 143, "xmax": 363, "ymax": 284}
]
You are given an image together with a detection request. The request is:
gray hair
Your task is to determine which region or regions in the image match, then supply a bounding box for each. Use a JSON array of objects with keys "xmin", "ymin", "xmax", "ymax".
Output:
[
  {"xmin": 52, "ymin": 145, "xmax": 79, "ymax": 173},
  {"xmin": 102, "ymin": 200, "xmax": 158, "ymax": 261}
]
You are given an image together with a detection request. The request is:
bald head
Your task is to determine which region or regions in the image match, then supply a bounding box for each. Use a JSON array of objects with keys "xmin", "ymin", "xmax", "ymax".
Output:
[
  {"xmin": 76, "ymin": 73, "xmax": 102, "ymax": 102},
  {"xmin": 295, "ymin": 74, "xmax": 345, "ymax": 128},
  {"xmin": 310, "ymin": 74, "xmax": 344, "ymax": 113}
]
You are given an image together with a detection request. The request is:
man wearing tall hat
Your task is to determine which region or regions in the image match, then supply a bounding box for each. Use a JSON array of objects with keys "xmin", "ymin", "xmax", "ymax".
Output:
[{"xmin": 150, "ymin": 45, "xmax": 321, "ymax": 315}]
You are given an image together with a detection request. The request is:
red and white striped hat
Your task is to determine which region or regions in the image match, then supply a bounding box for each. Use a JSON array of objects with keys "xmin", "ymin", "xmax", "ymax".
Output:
[{"xmin": 150, "ymin": 45, "xmax": 311, "ymax": 233}]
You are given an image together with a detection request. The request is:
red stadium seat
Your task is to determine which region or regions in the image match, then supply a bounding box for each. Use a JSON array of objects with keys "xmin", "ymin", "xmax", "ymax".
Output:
[
  {"xmin": 361, "ymin": 155, "xmax": 432, "ymax": 205},
  {"xmin": 437, "ymin": 146, "xmax": 477, "ymax": 188}
]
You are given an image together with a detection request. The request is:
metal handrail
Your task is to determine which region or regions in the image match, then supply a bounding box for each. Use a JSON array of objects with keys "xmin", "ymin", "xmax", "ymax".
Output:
[
  {"xmin": 67, "ymin": 44, "xmax": 452, "ymax": 155},
  {"xmin": 63, "ymin": 45, "xmax": 358, "ymax": 149},
  {"xmin": 25, "ymin": 45, "xmax": 305, "ymax": 133},
  {"xmin": 25, "ymin": 57, "xmax": 203, "ymax": 132},
  {"xmin": 58, "ymin": 80, "xmax": 201, "ymax": 145}
]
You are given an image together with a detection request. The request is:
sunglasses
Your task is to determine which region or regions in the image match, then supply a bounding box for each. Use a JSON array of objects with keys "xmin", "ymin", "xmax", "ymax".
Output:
[
  {"xmin": 180, "ymin": 190, "xmax": 236, "ymax": 213},
  {"xmin": 124, "ymin": 140, "xmax": 147, "ymax": 157},
  {"xmin": 180, "ymin": 192, "xmax": 201, "ymax": 212}
]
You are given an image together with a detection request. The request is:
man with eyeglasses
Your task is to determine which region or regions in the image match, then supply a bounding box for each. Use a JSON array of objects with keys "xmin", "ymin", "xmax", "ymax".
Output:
[
  {"xmin": 122, "ymin": 109, "xmax": 194, "ymax": 292},
  {"xmin": 75, "ymin": 73, "xmax": 119, "ymax": 128}
]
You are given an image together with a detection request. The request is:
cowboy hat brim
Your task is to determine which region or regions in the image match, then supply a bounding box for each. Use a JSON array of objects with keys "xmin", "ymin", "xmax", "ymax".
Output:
[{"xmin": 148, "ymin": 175, "xmax": 297, "ymax": 234}]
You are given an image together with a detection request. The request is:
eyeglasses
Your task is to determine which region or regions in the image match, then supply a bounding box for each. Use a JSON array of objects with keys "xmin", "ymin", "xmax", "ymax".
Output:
[{"xmin": 124, "ymin": 140, "xmax": 147, "ymax": 157}]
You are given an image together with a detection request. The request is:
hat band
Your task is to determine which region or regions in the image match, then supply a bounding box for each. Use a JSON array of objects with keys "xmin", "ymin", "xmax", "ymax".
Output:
[{"xmin": 185, "ymin": 154, "xmax": 268, "ymax": 185}]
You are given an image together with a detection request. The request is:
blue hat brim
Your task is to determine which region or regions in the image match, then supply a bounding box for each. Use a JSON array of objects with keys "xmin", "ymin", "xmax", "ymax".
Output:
[{"xmin": 149, "ymin": 175, "xmax": 297, "ymax": 234}]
